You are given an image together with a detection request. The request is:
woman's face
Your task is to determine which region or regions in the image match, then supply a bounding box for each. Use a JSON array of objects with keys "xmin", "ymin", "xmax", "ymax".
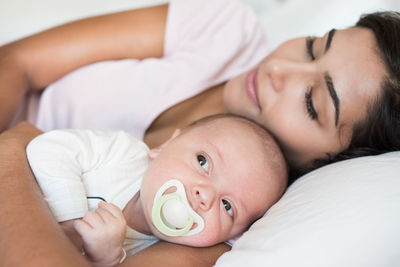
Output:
[{"xmin": 224, "ymin": 27, "xmax": 387, "ymax": 169}]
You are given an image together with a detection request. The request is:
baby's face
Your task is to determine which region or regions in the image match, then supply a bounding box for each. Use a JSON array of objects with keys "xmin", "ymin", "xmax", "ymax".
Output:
[{"xmin": 140, "ymin": 118, "xmax": 286, "ymax": 247}]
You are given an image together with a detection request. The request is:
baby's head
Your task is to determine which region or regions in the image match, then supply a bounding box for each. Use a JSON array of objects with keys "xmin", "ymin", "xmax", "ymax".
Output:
[{"xmin": 140, "ymin": 114, "xmax": 288, "ymax": 246}]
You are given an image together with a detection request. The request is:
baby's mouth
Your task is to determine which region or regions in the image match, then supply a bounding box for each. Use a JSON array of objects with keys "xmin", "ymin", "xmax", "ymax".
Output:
[{"xmin": 151, "ymin": 179, "xmax": 204, "ymax": 237}]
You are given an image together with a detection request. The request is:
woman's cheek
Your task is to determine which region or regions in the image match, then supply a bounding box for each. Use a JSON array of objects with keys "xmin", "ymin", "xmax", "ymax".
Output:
[{"xmin": 223, "ymin": 79, "xmax": 240, "ymax": 112}]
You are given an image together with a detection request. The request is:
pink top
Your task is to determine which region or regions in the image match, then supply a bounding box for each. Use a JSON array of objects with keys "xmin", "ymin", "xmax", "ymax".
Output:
[{"xmin": 26, "ymin": 0, "xmax": 269, "ymax": 140}]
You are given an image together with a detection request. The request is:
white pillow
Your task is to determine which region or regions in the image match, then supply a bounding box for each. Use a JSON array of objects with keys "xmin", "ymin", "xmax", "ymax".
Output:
[{"xmin": 215, "ymin": 152, "xmax": 400, "ymax": 267}]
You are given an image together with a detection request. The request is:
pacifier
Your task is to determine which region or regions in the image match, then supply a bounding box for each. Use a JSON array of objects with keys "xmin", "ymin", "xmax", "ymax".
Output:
[{"xmin": 151, "ymin": 179, "xmax": 204, "ymax": 237}]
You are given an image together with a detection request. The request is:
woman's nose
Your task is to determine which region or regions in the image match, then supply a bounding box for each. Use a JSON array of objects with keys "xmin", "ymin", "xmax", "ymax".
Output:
[
  {"xmin": 191, "ymin": 184, "xmax": 216, "ymax": 211},
  {"xmin": 262, "ymin": 58, "xmax": 317, "ymax": 93}
]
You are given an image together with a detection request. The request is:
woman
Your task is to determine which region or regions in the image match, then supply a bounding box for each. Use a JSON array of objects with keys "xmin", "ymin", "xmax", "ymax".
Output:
[{"xmin": 0, "ymin": 0, "xmax": 399, "ymax": 265}]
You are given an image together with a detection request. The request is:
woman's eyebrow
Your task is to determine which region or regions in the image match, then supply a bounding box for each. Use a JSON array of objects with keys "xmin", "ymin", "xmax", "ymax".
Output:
[
  {"xmin": 322, "ymin": 29, "xmax": 340, "ymax": 126},
  {"xmin": 324, "ymin": 28, "xmax": 336, "ymax": 52},
  {"xmin": 324, "ymin": 73, "xmax": 340, "ymax": 126}
]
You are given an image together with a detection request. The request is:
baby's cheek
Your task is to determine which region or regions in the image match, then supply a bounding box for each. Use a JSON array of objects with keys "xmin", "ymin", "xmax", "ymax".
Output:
[
  {"xmin": 157, "ymin": 218, "xmax": 223, "ymax": 247},
  {"xmin": 193, "ymin": 230, "xmax": 222, "ymax": 247},
  {"xmin": 177, "ymin": 230, "xmax": 221, "ymax": 247},
  {"xmin": 186, "ymin": 219, "xmax": 226, "ymax": 247}
]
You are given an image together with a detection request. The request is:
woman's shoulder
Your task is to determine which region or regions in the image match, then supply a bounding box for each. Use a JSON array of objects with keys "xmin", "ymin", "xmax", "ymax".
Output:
[
  {"xmin": 165, "ymin": 0, "xmax": 267, "ymax": 56},
  {"xmin": 168, "ymin": 0, "xmax": 254, "ymax": 17},
  {"xmin": 164, "ymin": 0, "xmax": 269, "ymax": 86}
]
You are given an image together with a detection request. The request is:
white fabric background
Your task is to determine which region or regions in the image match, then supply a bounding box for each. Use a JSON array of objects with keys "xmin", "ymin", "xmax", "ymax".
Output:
[
  {"xmin": 245, "ymin": 0, "xmax": 400, "ymax": 49},
  {"xmin": 1, "ymin": 0, "xmax": 399, "ymax": 48}
]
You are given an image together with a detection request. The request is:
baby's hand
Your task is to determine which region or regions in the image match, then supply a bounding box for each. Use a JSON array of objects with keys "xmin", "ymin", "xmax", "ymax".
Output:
[{"xmin": 74, "ymin": 202, "xmax": 127, "ymax": 267}]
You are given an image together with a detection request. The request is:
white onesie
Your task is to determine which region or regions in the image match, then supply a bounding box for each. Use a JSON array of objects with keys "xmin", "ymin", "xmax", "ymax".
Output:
[{"xmin": 26, "ymin": 129, "xmax": 158, "ymax": 257}]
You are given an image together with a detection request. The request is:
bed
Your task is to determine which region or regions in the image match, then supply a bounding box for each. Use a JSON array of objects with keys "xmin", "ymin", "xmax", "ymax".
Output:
[{"xmin": 1, "ymin": 0, "xmax": 399, "ymax": 266}]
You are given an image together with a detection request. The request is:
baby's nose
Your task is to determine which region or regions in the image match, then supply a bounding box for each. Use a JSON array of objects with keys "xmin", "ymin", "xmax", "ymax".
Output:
[{"xmin": 191, "ymin": 184, "xmax": 217, "ymax": 211}]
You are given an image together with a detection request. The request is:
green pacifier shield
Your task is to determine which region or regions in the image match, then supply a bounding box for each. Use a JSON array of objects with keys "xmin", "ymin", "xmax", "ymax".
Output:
[{"xmin": 152, "ymin": 193, "xmax": 194, "ymax": 237}]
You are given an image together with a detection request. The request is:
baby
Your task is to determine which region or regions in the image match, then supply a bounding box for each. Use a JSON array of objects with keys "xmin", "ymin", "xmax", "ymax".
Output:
[{"xmin": 26, "ymin": 114, "xmax": 287, "ymax": 266}]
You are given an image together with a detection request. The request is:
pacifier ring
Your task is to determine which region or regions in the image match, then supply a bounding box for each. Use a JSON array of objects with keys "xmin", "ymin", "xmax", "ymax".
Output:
[
  {"xmin": 151, "ymin": 179, "xmax": 205, "ymax": 237},
  {"xmin": 152, "ymin": 193, "xmax": 193, "ymax": 236}
]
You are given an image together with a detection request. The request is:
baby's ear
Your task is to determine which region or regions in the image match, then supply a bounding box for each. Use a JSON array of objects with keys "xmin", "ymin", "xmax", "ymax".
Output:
[{"xmin": 148, "ymin": 129, "xmax": 181, "ymax": 159}]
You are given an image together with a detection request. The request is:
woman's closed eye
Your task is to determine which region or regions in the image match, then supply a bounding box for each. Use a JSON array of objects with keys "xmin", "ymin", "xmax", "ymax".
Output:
[
  {"xmin": 305, "ymin": 87, "xmax": 318, "ymax": 120},
  {"xmin": 306, "ymin": 36, "xmax": 316, "ymax": 60},
  {"xmin": 197, "ymin": 154, "xmax": 209, "ymax": 172},
  {"xmin": 222, "ymin": 199, "xmax": 233, "ymax": 217}
]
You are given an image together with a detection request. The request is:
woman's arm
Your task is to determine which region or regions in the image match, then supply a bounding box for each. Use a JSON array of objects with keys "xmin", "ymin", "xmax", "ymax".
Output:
[
  {"xmin": 0, "ymin": 122, "xmax": 230, "ymax": 266},
  {"xmin": 123, "ymin": 241, "xmax": 231, "ymax": 267},
  {"xmin": 0, "ymin": 3, "xmax": 168, "ymax": 131},
  {"xmin": 0, "ymin": 122, "xmax": 91, "ymax": 266}
]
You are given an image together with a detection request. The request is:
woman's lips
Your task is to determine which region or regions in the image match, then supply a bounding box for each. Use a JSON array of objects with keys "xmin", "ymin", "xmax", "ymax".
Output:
[{"xmin": 245, "ymin": 68, "xmax": 261, "ymax": 111}]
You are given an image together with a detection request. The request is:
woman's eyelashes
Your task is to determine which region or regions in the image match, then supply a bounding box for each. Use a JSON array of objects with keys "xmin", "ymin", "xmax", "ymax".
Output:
[
  {"xmin": 305, "ymin": 87, "xmax": 319, "ymax": 120},
  {"xmin": 197, "ymin": 154, "xmax": 209, "ymax": 172},
  {"xmin": 222, "ymin": 199, "xmax": 233, "ymax": 217},
  {"xmin": 306, "ymin": 36, "xmax": 316, "ymax": 60}
]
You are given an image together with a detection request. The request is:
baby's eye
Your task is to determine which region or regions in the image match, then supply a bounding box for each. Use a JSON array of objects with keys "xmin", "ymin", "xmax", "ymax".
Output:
[
  {"xmin": 222, "ymin": 199, "xmax": 233, "ymax": 217},
  {"xmin": 197, "ymin": 154, "xmax": 209, "ymax": 172}
]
